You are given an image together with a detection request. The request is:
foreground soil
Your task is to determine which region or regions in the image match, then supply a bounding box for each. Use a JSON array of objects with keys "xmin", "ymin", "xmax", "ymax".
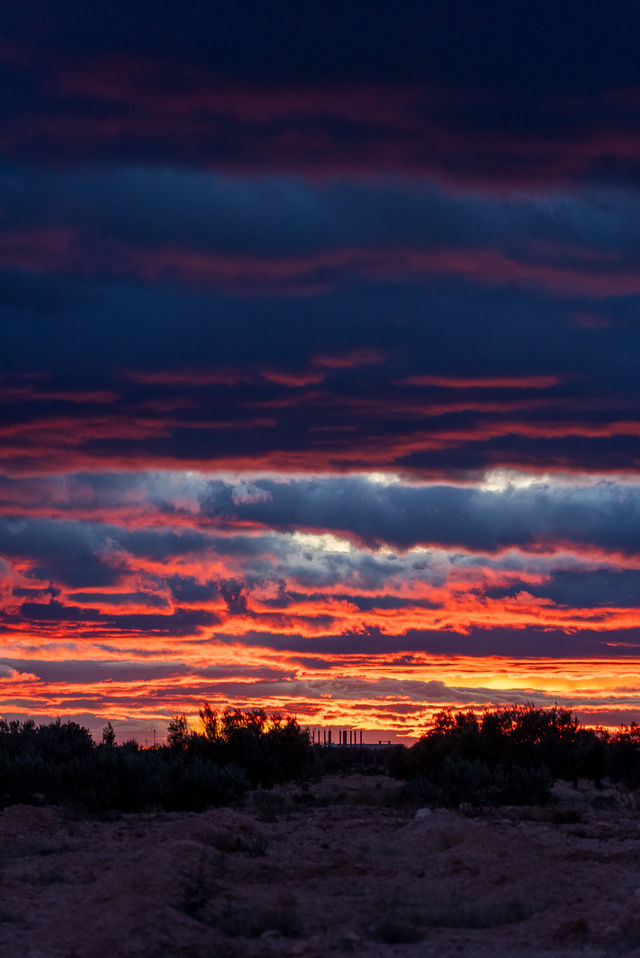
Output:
[{"xmin": 2, "ymin": 775, "xmax": 640, "ymax": 957}]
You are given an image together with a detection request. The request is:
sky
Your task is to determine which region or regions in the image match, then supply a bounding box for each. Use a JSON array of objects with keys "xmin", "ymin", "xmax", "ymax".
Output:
[{"xmin": 2, "ymin": 1, "xmax": 640, "ymax": 742}]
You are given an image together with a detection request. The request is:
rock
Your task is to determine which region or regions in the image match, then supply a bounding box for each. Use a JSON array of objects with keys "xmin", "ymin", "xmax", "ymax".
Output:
[{"xmin": 260, "ymin": 929, "xmax": 283, "ymax": 940}]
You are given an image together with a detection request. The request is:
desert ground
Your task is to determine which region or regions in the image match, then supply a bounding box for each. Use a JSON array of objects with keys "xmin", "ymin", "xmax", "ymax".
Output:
[{"xmin": 2, "ymin": 775, "xmax": 640, "ymax": 958}]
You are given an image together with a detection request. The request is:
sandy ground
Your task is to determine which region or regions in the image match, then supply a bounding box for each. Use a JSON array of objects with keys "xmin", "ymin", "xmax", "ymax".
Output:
[{"xmin": 2, "ymin": 775, "xmax": 640, "ymax": 958}]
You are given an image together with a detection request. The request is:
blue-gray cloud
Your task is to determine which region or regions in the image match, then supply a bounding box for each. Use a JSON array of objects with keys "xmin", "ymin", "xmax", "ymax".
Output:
[{"xmin": 201, "ymin": 477, "xmax": 640, "ymax": 556}]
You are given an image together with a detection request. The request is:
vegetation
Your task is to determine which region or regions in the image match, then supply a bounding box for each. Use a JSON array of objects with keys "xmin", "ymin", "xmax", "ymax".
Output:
[
  {"xmin": 389, "ymin": 704, "xmax": 640, "ymax": 807},
  {"xmin": 170, "ymin": 705, "xmax": 314, "ymax": 787},
  {"xmin": 0, "ymin": 706, "xmax": 312, "ymax": 812},
  {"xmin": 4, "ymin": 704, "xmax": 640, "ymax": 813}
]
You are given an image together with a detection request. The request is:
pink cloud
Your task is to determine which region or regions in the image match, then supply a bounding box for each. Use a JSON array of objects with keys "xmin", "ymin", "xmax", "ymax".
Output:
[{"xmin": 402, "ymin": 374, "xmax": 563, "ymax": 389}]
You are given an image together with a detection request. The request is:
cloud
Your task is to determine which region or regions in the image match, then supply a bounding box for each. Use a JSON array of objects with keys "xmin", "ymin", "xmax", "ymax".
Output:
[
  {"xmin": 200, "ymin": 477, "xmax": 640, "ymax": 556},
  {"xmin": 0, "ymin": 262, "xmax": 638, "ymax": 478},
  {"xmin": 5, "ymin": 170, "xmax": 640, "ymax": 300},
  {"xmin": 4, "ymin": 6, "xmax": 640, "ymax": 190},
  {"xmin": 5, "ymin": 474, "xmax": 640, "ymax": 643},
  {"xmin": 490, "ymin": 568, "xmax": 640, "ymax": 609}
]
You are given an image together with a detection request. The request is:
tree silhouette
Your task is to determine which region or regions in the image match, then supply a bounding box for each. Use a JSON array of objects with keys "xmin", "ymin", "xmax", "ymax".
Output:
[
  {"xmin": 101, "ymin": 721, "xmax": 116, "ymax": 747},
  {"xmin": 167, "ymin": 714, "xmax": 190, "ymax": 749}
]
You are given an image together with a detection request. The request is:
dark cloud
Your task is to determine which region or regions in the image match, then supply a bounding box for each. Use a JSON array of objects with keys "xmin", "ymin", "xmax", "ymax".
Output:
[
  {"xmin": 0, "ymin": 266, "xmax": 638, "ymax": 477},
  {"xmin": 0, "ymin": 657, "xmax": 290, "ymax": 686},
  {"xmin": 489, "ymin": 568, "xmax": 640, "ymax": 609},
  {"xmin": 0, "ymin": 517, "xmax": 209, "ymax": 586},
  {"xmin": 66, "ymin": 591, "xmax": 170, "ymax": 609},
  {"xmin": 167, "ymin": 575, "xmax": 219, "ymax": 603},
  {"xmin": 2, "ymin": 3, "xmax": 640, "ymax": 188},
  {"xmin": 6, "ymin": 169, "xmax": 640, "ymax": 269},
  {"xmin": 0, "ymin": 518, "xmax": 124, "ymax": 587},
  {"xmin": 216, "ymin": 625, "xmax": 640, "ymax": 658},
  {"xmin": 2, "ymin": 600, "xmax": 220, "ymax": 636},
  {"xmin": 201, "ymin": 477, "xmax": 640, "ymax": 556}
]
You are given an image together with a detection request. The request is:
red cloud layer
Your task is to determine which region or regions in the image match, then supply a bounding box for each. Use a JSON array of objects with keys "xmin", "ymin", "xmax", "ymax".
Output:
[
  {"xmin": 3, "ymin": 647, "xmax": 640, "ymax": 741},
  {"xmin": 5, "ymin": 50, "xmax": 640, "ymax": 190},
  {"xmin": 0, "ymin": 369, "xmax": 638, "ymax": 479},
  {"xmin": 4, "ymin": 229, "xmax": 640, "ymax": 299}
]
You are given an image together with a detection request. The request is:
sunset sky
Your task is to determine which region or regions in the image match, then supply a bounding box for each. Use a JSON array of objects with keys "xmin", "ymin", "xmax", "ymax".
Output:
[{"xmin": 2, "ymin": 2, "xmax": 640, "ymax": 742}]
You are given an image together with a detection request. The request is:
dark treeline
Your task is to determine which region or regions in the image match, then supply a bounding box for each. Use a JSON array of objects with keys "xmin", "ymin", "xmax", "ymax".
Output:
[
  {"xmin": 3, "ymin": 704, "xmax": 640, "ymax": 813},
  {"xmin": 388, "ymin": 705, "xmax": 640, "ymax": 808},
  {"xmin": 0, "ymin": 706, "xmax": 311, "ymax": 813}
]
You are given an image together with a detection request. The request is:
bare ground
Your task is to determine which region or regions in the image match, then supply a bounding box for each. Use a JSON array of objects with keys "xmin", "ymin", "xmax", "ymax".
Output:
[{"xmin": 2, "ymin": 775, "xmax": 640, "ymax": 958}]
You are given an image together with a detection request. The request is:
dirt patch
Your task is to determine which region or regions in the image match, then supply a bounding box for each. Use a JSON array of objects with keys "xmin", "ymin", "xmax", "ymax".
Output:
[{"xmin": 1, "ymin": 775, "xmax": 640, "ymax": 957}]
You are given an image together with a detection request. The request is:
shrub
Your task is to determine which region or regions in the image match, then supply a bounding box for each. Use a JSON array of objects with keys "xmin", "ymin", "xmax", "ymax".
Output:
[
  {"xmin": 0, "ymin": 717, "xmax": 248, "ymax": 812},
  {"xmin": 399, "ymin": 757, "xmax": 552, "ymax": 808},
  {"xmin": 390, "ymin": 705, "xmax": 604, "ymax": 807},
  {"xmin": 176, "ymin": 705, "xmax": 314, "ymax": 786}
]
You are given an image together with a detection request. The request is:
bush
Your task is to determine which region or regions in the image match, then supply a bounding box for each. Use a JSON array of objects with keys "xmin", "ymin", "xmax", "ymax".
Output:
[
  {"xmin": 0, "ymin": 717, "xmax": 248, "ymax": 812},
  {"xmin": 0, "ymin": 704, "xmax": 314, "ymax": 812},
  {"xmin": 399, "ymin": 757, "xmax": 552, "ymax": 808},
  {"xmin": 390, "ymin": 705, "xmax": 607, "ymax": 807},
  {"xmin": 172, "ymin": 705, "xmax": 314, "ymax": 787}
]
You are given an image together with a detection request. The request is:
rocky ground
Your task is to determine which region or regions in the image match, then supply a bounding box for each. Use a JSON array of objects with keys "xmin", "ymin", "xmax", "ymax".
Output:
[{"xmin": 2, "ymin": 775, "xmax": 640, "ymax": 957}]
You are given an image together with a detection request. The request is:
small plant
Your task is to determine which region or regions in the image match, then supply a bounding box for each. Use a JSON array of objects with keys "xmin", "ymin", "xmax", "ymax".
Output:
[
  {"xmin": 236, "ymin": 827, "xmax": 268, "ymax": 857},
  {"xmin": 249, "ymin": 788, "xmax": 288, "ymax": 821},
  {"xmin": 615, "ymin": 782, "xmax": 640, "ymax": 810},
  {"xmin": 208, "ymin": 824, "xmax": 268, "ymax": 856}
]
